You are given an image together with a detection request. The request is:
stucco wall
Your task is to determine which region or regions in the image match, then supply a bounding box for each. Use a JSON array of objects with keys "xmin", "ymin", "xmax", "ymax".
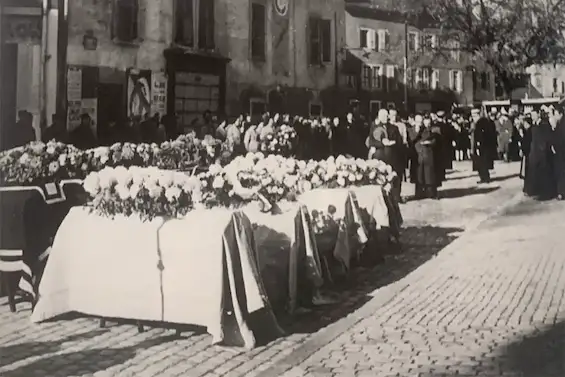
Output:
[
  {"xmin": 527, "ymin": 64, "xmax": 565, "ymax": 98},
  {"xmin": 66, "ymin": 0, "xmax": 171, "ymax": 71}
]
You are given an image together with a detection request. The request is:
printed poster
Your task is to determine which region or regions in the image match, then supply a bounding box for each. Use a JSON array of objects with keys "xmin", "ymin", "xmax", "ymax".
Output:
[
  {"xmin": 151, "ymin": 72, "xmax": 167, "ymax": 117},
  {"xmin": 67, "ymin": 66, "xmax": 82, "ymax": 101},
  {"xmin": 272, "ymin": 0, "xmax": 290, "ymax": 76},
  {"xmin": 127, "ymin": 69, "xmax": 152, "ymax": 118}
]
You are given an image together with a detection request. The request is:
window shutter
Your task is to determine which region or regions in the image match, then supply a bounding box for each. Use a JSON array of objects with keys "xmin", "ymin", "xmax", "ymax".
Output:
[
  {"xmin": 449, "ymin": 70, "xmax": 454, "ymax": 91},
  {"xmin": 373, "ymin": 30, "xmax": 378, "ymax": 50},
  {"xmin": 321, "ymin": 19, "xmax": 332, "ymax": 63},
  {"xmin": 458, "ymin": 70, "xmax": 463, "ymax": 92},
  {"xmin": 432, "ymin": 69, "xmax": 439, "ymax": 89},
  {"xmin": 422, "ymin": 68, "xmax": 429, "ymax": 88},
  {"xmin": 198, "ymin": 0, "xmax": 215, "ymax": 49},
  {"xmin": 309, "ymin": 17, "xmax": 321, "ymax": 65}
]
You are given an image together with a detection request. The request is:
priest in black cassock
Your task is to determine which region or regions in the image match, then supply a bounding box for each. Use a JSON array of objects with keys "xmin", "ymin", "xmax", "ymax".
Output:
[
  {"xmin": 470, "ymin": 108, "xmax": 497, "ymax": 183},
  {"xmin": 524, "ymin": 110, "xmax": 556, "ymax": 200}
]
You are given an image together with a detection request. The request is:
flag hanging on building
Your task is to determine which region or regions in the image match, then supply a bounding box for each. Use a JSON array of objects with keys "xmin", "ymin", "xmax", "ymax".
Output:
[{"xmin": 272, "ymin": 0, "xmax": 291, "ymax": 77}]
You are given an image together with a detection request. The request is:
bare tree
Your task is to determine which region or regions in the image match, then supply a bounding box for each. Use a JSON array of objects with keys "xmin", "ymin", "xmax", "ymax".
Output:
[{"xmin": 403, "ymin": 0, "xmax": 565, "ymax": 95}]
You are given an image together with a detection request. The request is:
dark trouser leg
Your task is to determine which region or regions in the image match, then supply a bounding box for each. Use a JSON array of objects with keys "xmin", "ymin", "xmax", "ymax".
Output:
[
  {"xmin": 478, "ymin": 167, "xmax": 491, "ymax": 182},
  {"xmin": 426, "ymin": 185, "xmax": 438, "ymax": 199}
]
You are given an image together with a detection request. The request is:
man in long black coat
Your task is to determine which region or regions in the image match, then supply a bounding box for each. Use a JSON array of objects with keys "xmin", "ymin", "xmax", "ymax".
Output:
[
  {"xmin": 470, "ymin": 108, "xmax": 497, "ymax": 183},
  {"xmin": 553, "ymin": 106, "xmax": 565, "ymax": 200},
  {"xmin": 524, "ymin": 110, "xmax": 556, "ymax": 200},
  {"xmin": 415, "ymin": 116, "xmax": 440, "ymax": 199}
]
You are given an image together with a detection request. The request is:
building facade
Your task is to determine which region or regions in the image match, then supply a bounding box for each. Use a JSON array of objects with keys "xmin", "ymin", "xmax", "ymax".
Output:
[
  {"xmin": 343, "ymin": 4, "xmax": 495, "ymax": 117},
  {"xmin": 63, "ymin": 0, "xmax": 346, "ymax": 139},
  {"xmin": 0, "ymin": 0, "xmax": 59, "ymax": 145},
  {"xmin": 526, "ymin": 64, "xmax": 565, "ymax": 99}
]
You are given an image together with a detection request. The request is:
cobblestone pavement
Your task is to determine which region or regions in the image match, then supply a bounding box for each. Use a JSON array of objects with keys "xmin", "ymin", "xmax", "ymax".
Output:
[
  {"xmin": 273, "ymin": 197, "xmax": 565, "ymax": 377},
  {"xmin": 0, "ymin": 161, "xmax": 526, "ymax": 377}
]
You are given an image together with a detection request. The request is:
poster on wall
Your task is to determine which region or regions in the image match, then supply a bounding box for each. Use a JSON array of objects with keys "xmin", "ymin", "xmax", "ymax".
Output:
[
  {"xmin": 81, "ymin": 98, "xmax": 98, "ymax": 136},
  {"xmin": 151, "ymin": 72, "xmax": 167, "ymax": 117},
  {"xmin": 127, "ymin": 69, "xmax": 152, "ymax": 118},
  {"xmin": 67, "ymin": 66, "xmax": 82, "ymax": 101}
]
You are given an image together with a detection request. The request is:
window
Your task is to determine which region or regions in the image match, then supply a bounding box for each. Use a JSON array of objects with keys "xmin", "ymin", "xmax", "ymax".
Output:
[
  {"xmin": 309, "ymin": 17, "xmax": 332, "ymax": 65},
  {"xmin": 386, "ymin": 65, "xmax": 397, "ymax": 91},
  {"xmin": 450, "ymin": 40, "xmax": 460, "ymax": 62},
  {"xmin": 431, "ymin": 69, "xmax": 440, "ymax": 89},
  {"xmin": 408, "ymin": 32, "xmax": 419, "ymax": 52},
  {"xmin": 113, "ymin": 0, "xmax": 139, "ymax": 43},
  {"xmin": 387, "ymin": 102, "xmax": 396, "ymax": 110},
  {"xmin": 424, "ymin": 33, "xmax": 437, "ymax": 50},
  {"xmin": 562, "ymin": 81, "xmax": 564, "ymax": 93},
  {"xmin": 360, "ymin": 28, "xmax": 375, "ymax": 49},
  {"xmin": 373, "ymin": 65, "xmax": 383, "ymax": 89},
  {"xmin": 480, "ymin": 72, "xmax": 488, "ymax": 90},
  {"xmin": 175, "ymin": 0, "xmax": 215, "ymax": 49},
  {"xmin": 309, "ymin": 102, "xmax": 323, "ymax": 117},
  {"xmin": 250, "ymin": 98, "xmax": 266, "ymax": 117},
  {"xmin": 422, "ymin": 68, "xmax": 430, "ymax": 89},
  {"xmin": 347, "ymin": 75, "xmax": 356, "ymax": 88},
  {"xmin": 377, "ymin": 29, "xmax": 389, "ymax": 51},
  {"xmin": 362, "ymin": 65, "xmax": 371, "ymax": 89},
  {"xmin": 553, "ymin": 78, "xmax": 558, "ymax": 92},
  {"xmin": 370, "ymin": 100, "xmax": 381, "ymax": 119},
  {"xmin": 450, "ymin": 70, "xmax": 463, "ymax": 92},
  {"xmin": 175, "ymin": 72, "xmax": 221, "ymax": 128},
  {"xmin": 415, "ymin": 68, "xmax": 423, "ymax": 88},
  {"xmin": 251, "ymin": 2, "xmax": 266, "ymax": 60}
]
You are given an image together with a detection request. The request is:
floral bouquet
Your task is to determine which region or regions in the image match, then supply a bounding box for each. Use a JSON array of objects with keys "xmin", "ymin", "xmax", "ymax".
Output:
[
  {"xmin": 260, "ymin": 125, "xmax": 297, "ymax": 157},
  {"xmin": 223, "ymin": 153, "xmax": 301, "ymax": 208},
  {"xmin": 83, "ymin": 166, "xmax": 201, "ymax": 221},
  {"xmin": 0, "ymin": 141, "xmax": 81, "ymax": 185}
]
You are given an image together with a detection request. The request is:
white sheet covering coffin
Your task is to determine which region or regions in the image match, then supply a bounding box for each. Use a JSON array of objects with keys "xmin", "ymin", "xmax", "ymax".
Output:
[{"xmin": 31, "ymin": 207, "xmax": 276, "ymax": 349}]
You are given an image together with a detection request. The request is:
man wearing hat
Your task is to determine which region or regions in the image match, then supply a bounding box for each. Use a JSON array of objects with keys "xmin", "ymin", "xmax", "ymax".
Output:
[
  {"xmin": 553, "ymin": 105, "xmax": 565, "ymax": 200},
  {"xmin": 470, "ymin": 108, "xmax": 497, "ymax": 183},
  {"xmin": 496, "ymin": 108, "xmax": 514, "ymax": 162}
]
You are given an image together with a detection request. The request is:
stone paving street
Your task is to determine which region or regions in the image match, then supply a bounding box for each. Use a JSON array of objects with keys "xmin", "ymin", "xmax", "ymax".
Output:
[
  {"xmin": 272, "ymin": 186, "xmax": 565, "ymax": 377},
  {"xmin": 0, "ymin": 161, "xmax": 528, "ymax": 377}
]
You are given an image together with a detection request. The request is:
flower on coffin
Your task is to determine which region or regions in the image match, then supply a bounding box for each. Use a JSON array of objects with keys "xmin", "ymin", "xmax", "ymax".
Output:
[
  {"xmin": 83, "ymin": 172, "xmax": 101, "ymax": 196},
  {"xmin": 212, "ymin": 175, "xmax": 225, "ymax": 189},
  {"xmin": 165, "ymin": 186, "xmax": 182, "ymax": 202},
  {"xmin": 48, "ymin": 161, "xmax": 60, "ymax": 174},
  {"xmin": 19, "ymin": 153, "xmax": 31, "ymax": 164}
]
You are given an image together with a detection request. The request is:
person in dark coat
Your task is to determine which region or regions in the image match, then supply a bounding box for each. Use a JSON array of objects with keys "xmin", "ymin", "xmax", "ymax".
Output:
[
  {"xmin": 42, "ymin": 113, "xmax": 67, "ymax": 143},
  {"xmin": 435, "ymin": 111, "xmax": 455, "ymax": 172},
  {"xmin": 2, "ymin": 110, "xmax": 36, "ymax": 151},
  {"xmin": 496, "ymin": 110, "xmax": 514, "ymax": 162},
  {"xmin": 430, "ymin": 114, "xmax": 446, "ymax": 187},
  {"xmin": 368, "ymin": 109, "xmax": 404, "ymax": 203},
  {"xmin": 552, "ymin": 106, "xmax": 565, "ymax": 200},
  {"xmin": 414, "ymin": 115, "xmax": 440, "ymax": 199},
  {"xmin": 470, "ymin": 108, "xmax": 497, "ymax": 183},
  {"xmin": 69, "ymin": 114, "xmax": 97, "ymax": 150},
  {"xmin": 518, "ymin": 116, "xmax": 532, "ymax": 182},
  {"xmin": 406, "ymin": 115, "xmax": 422, "ymax": 186},
  {"xmin": 524, "ymin": 109, "xmax": 556, "ymax": 200}
]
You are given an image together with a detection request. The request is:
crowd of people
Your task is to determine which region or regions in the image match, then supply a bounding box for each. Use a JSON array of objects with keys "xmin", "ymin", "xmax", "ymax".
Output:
[{"xmin": 3, "ymin": 102, "xmax": 565, "ymax": 202}]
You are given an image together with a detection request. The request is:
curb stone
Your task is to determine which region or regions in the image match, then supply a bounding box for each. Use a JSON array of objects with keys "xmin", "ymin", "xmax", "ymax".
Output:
[{"xmin": 257, "ymin": 190, "xmax": 526, "ymax": 377}]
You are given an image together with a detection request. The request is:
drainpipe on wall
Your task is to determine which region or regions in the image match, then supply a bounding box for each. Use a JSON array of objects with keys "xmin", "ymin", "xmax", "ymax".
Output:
[
  {"xmin": 403, "ymin": 19, "xmax": 409, "ymax": 115},
  {"xmin": 334, "ymin": 11, "xmax": 339, "ymax": 87},
  {"xmin": 56, "ymin": 0, "xmax": 68, "ymax": 126},
  {"xmin": 40, "ymin": 0, "xmax": 51, "ymax": 137}
]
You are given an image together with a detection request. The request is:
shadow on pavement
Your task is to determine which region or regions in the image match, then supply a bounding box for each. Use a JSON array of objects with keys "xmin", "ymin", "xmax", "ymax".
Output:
[
  {"xmin": 281, "ymin": 226, "xmax": 462, "ymax": 335},
  {"xmin": 439, "ymin": 186, "xmax": 500, "ymax": 199},
  {"xmin": 0, "ymin": 330, "xmax": 108, "ymax": 368},
  {"xmin": 0, "ymin": 335, "xmax": 180, "ymax": 377},
  {"xmin": 420, "ymin": 321, "xmax": 565, "ymax": 377},
  {"xmin": 446, "ymin": 172, "xmax": 518, "ymax": 183}
]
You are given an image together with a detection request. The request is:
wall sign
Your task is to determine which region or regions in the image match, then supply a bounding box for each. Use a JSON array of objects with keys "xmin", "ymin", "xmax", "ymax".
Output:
[
  {"xmin": 127, "ymin": 69, "xmax": 152, "ymax": 118},
  {"xmin": 151, "ymin": 72, "xmax": 167, "ymax": 117}
]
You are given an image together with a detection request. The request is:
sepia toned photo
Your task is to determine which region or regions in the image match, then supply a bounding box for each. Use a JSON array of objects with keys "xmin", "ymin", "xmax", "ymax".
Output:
[{"xmin": 0, "ymin": 0, "xmax": 564, "ymax": 376}]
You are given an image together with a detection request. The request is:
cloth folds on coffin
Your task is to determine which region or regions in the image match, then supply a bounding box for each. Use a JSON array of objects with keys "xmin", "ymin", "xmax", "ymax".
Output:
[
  {"xmin": 243, "ymin": 201, "xmax": 323, "ymax": 314},
  {"xmin": 31, "ymin": 207, "xmax": 277, "ymax": 349},
  {"xmin": 298, "ymin": 189, "xmax": 368, "ymax": 272}
]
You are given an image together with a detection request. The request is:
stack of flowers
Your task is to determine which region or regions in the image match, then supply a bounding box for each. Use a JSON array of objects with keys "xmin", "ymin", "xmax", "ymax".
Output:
[
  {"xmin": 83, "ymin": 164, "xmax": 249, "ymax": 220},
  {"xmin": 223, "ymin": 152, "xmax": 301, "ymax": 205},
  {"xmin": 300, "ymin": 156, "xmax": 396, "ymax": 193},
  {"xmin": 0, "ymin": 141, "xmax": 82, "ymax": 185},
  {"xmin": 259, "ymin": 125, "xmax": 297, "ymax": 157}
]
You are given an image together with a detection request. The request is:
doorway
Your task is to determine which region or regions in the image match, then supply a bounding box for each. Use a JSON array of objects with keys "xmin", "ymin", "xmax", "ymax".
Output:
[{"xmin": 97, "ymin": 83, "xmax": 124, "ymax": 144}]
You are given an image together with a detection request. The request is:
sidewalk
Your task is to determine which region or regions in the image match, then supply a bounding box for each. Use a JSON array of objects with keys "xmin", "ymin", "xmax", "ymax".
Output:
[
  {"xmin": 271, "ymin": 198, "xmax": 565, "ymax": 377},
  {"xmin": 0, "ymin": 161, "xmax": 526, "ymax": 377}
]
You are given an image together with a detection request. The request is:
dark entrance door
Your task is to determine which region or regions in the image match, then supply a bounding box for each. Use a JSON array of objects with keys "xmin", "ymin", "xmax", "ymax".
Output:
[
  {"xmin": 1, "ymin": 43, "xmax": 18, "ymax": 150},
  {"xmin": 97, "ymin": 83, "xmax": 124, "ymax": 145}
]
